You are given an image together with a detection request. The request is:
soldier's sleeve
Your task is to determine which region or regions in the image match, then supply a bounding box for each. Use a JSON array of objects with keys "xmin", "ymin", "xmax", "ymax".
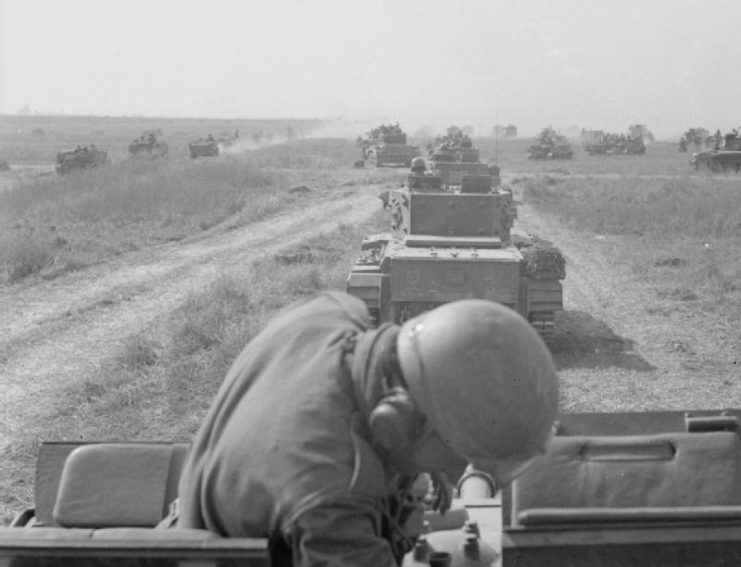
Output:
[{"xmin": 286, "ymin": 497, "xmax": 399, "ymax": 567}]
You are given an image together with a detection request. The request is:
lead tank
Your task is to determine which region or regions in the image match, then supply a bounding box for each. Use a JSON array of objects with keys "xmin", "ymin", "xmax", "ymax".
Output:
[{"xmin": 346, "ymin": 170, "xmax": 565, "ymax": 339}]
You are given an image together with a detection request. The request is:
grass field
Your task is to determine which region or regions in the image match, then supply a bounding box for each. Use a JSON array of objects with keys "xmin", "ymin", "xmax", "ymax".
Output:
[
  {"xmin": 1, "ymin": 116, "xmax": 740, "ymax": 519},
  {"xmin": 0, "ymin": 135, "xmax": 388, "ymax": 283}
]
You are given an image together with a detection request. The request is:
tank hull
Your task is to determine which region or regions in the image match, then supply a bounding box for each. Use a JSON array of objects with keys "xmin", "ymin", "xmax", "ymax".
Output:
[
  {"xmin": 692, "ymin": 150, "xmax": 741, "ymax": 172},
  {"xmin": 55, "ymin": 148, "xmax": 108, "ymax": 175},
  {"xmin": 347, "ymin": 237, "xmax": 563, "ymax": 339}
]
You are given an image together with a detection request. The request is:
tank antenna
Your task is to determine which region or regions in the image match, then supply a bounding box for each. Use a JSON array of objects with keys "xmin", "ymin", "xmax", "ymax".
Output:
[{"xmin": 494, "ymin": 109, "xmax": 499, "ymax": 165}]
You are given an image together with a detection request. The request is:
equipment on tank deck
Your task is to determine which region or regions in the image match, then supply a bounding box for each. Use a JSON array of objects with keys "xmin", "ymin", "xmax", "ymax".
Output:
[
  {"xmin": 346, "ymin": 166, "xmax": 565, "ymax": 340},
  {"xmin": 691, "ymin": 131, "xmax": 741, "ymax": 173},
  {"xmin": 358, "ymin": 123, "xmax": 421, "ymax": 167},
  {"xmin": 6, "ymin": 409, "xmax": 741, "ymax": 567},
  {"xmin": 55, "ymin": 146, "xmax": 108, "ymax": 174},
  {"xmin": 128, "ymin": 132, "xmax": 168, "ymax": 159},
  {"xmin": 189, "ymin": 137, "xmax": 220, "ymax": 159},
  {"xmin": 527, "ymin": 127, "xmax": 573, "ymax": 160},
  {"xmin": 401, "ymin": 408, "xmax": 741, "ymax": 567}
]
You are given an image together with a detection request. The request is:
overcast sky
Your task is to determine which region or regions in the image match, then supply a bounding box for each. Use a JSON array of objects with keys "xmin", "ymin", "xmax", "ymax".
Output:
[{"xmin": 1, "ymin": 0, "xmax": 739, "ymax": 138}]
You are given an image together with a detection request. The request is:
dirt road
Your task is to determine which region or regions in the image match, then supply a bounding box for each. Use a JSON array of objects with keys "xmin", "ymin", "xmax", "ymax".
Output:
[{"xmin": 0, "ymin": 185, "xmax": 380, "ymax": 514}]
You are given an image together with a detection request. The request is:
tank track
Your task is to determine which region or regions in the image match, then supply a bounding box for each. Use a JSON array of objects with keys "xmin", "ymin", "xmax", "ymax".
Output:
[{"xmin": 529, "ymin": 311, "xmax": 555, "ymax": 342}]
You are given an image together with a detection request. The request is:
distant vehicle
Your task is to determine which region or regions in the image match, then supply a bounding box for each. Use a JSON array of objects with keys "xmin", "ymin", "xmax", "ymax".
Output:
[
  {"xmin": 528, "ymin": 127, "xmax": 574, "ymax": 159},
  {"xmin": 188, "ymin": 136, "xmax": 219, "ymax": 159},
  {"xmin": 128, "ymin": 133, "xmax": 168, "ymax": 159},
  {"xmin": 682, "ymin": 127, "xmax": 712, "ymax": 149},
  {"xmin": 584, "ymin": 132, "xmax": 645, "ymax": 155},
  {"xmin": 427, "ymin": 126, "xmax": 491, "ymax": 186},
  {"xmin": 628, "ymin": 124, "xmax": 655, "ymax": 143},
  {"xmin": 55, "ymin": 146, "xmax": 108, "ymax": 174},
  {"xmin": 358, "ymin": 123, "xmax": 420, "ymax": 167},
  {"xmin": 691, "ymin": 131, "xmax": 741, "ymax": 173}
]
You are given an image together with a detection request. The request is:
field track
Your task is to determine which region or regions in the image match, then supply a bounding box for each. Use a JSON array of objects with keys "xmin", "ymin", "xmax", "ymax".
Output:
[{"xmin": 0, "ymin": 186, "xmax": 380, "ymax": 466}]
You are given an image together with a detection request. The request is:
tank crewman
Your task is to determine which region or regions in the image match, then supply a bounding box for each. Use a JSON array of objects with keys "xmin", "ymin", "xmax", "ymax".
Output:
[
  {"xmin": 410, "ymin": 156, "xmax": 426, "ymax": 175},
  {"xmin": 206, "ymin": 133, "xmax": 214, "ymax": 143},
  {"xmin": 177, "ymin": 291, "xmax": 559, "ymax": 567}
]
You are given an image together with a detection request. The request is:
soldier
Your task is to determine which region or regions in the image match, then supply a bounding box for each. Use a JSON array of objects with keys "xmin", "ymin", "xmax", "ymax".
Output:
[
  {"xmin": 177, "ymin": 291, "xmax": 558, "ymax": 567},
  {"xmin": 206, "ymin": 134, "xmax": 214, "ymax": 143}
]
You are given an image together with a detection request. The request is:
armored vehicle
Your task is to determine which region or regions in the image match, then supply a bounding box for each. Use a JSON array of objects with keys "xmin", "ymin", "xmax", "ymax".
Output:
[
  {"xmin": 189, "ymin": 137, "xmax": 220, "ymax": 159},
  {"xmin": 55, "ymin": 146, "xmax": 108, "ymax": 174},
  {"xmin": 691, "ymin": 132, "xmax": 741, "ymax": 172},
  {"xmin": 427, "ymin": 129, "xmax": 491, "ymax": 186},
  {"xmin": 682, "ymin": 127, "xmax": 712, "ymax": 149},
  {"xmin": 527, "ymin": 127, "xmax": 573, "ymax": 160},
  {"xmin": 128, "ymin": 133, "xmax": 168, "ymax": 158},
  {"xmin": 584, "ymin": 133, "xmax": 645, "ymax": 155},
  {"xmin": 346, "ymin": 170, "xmax": 565, "ymax": 339},
  {"xmin": 359, "ymin": 123, "xmax": 420, "ymax": 167},
  {"xmin": 6, "ymin": 409, "xmax": 741, "ymax": 567}
]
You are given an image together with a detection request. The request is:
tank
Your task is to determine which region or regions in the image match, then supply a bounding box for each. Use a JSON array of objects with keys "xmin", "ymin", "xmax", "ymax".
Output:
[
  {"xmin": 346, "ymin": 169, "xmax": 565, "ymax": 339},
  {"xmin": 6, "ymin": 409, "xmax": 741, "ymax": 567},
  {"xmin": 428, "ymin": 129, "xmax": 490, "ymax": 186},
  {"xmin": 527, "ymin": 127, "xmax": 574, "ymax": 160},
  {"xmin": 189, "ymin": 138, "xmax": 220, "ymax": 159},
  {"xmin": 359, "ymin": 123, "xmax": 421, "ymax": 167},
  {"xmin": 691, "ymin": 132, "xmax": 741, "ymax": 172},
  {"xmin": 584, "ymin": 133, "xmax": 645, "ymax": 155},
  {"xmin": 55, "ymin": 146, "xmax": 108, "ymax": 174},
  {"xmin": 128, "ymin": 133, "xmax": 168, "ymax": 158}
]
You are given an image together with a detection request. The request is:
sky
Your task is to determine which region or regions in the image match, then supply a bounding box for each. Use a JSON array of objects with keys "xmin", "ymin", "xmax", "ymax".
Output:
[{"xmin": 1, "ymin": 0, "xmax": 740, "ymax": 138}]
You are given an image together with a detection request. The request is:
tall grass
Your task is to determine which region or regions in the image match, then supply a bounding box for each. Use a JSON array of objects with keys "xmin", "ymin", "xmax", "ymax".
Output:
[
  {"xmin": 523, "ymin": 175, "xmax": 741, "ymax": 240},
  {"xmin": 0, "ymin": 156, "xmax": 343, "ymax": 282},
  {"xmin": 524, "ymin": 175, "xmax": 741, "ymax": 302}
]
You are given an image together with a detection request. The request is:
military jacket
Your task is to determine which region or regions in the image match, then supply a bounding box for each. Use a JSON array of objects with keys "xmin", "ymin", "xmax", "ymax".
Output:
[{"xmin": 178, "ymin": 292, "xmax": 404, "ymax": 567}]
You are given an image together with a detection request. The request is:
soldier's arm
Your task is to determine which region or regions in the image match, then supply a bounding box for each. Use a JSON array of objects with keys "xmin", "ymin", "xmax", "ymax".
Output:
[{"xmin": 286, "ymin": 498, "xmax": 399, "ymax": 567}]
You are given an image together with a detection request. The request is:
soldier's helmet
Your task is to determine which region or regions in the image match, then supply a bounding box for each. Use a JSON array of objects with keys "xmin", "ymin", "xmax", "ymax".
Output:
[
  {"xmin": 410, "ymin": 156, "xmax": 427, "ymax": 173},
  {"xmin": 397, "ymin": 300, "xmax": 558, "ymax": 487}
]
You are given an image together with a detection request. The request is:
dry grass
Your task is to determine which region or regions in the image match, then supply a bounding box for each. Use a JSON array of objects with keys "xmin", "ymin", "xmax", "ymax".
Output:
[{"xmin": 0, "ymin": 146, "xmax": 394, "ymax": 284}]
